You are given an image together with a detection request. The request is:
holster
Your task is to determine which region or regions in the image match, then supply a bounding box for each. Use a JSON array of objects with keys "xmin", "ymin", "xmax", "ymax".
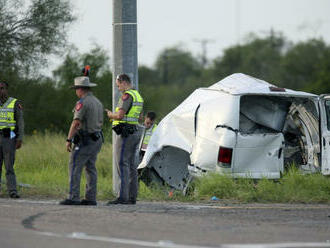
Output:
[
  {"xmin": 112, "ymin": 124, "xmax": 123, "ymax": 135},
  {"xmin": 72, "ymin": 134, "xmax": 80, "ymax": 145},
  {"xmin": 2, "ymin": 128, "xmax": 11, "ymax": 138},
  {"xmin": 73, "ymin": 131, "xmax": 103, "ymax": 145},
  {"xmin": 113, "ymin": 123, "xmax": 136, "ymax": 138}
]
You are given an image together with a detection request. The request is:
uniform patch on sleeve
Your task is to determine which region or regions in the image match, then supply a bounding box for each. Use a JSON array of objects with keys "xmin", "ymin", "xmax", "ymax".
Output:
[
  {"xmin": 18, "ymin": 103, "xmax": 23, "ymax": 109},
  {"xmin": 122, "ymin": 93, "xmax": 130, "ymax": 101},
  {"xmin": 75, "ymin": 102, "xmax": 83, "ymax": 111}
]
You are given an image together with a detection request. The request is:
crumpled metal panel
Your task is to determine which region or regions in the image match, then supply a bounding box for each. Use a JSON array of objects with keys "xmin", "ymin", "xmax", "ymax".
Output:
[
  {"xmin": 147, "ymin": 146, "xmax": 190, "ymax": 190},
  {"xmin": 209, "ymin": 73, "xmax": 317, "ymax": 97}
]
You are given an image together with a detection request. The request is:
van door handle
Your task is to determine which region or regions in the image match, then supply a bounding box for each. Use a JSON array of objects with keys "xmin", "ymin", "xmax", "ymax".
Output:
[{"xmin": 323, "ymin": 137, "xmax": 326, "ymax": 147}]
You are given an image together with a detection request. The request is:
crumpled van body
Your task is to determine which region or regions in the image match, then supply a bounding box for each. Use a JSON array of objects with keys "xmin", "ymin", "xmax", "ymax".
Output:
[{"xmin": 138, "ymin": 73, "xmax": 330, "ymax": 191}]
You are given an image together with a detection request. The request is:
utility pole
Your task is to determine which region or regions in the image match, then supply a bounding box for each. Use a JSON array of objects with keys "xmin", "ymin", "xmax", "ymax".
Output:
[{"xmin": 112, "ymin": 0, "xmax": 138, "ymax": 195}]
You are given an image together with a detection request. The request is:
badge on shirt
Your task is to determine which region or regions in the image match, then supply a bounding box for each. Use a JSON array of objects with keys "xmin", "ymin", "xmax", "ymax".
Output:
[
  {"xmin": 75, "ymin": 102, "xmax": 83, "ymax": 111},
  {"xmin": 122, "ymin": 93, "xmax": 130, "ymax": 101}
]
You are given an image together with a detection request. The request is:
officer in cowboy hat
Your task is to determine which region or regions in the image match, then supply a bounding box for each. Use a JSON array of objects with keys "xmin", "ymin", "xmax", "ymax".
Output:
[{"xmin": 60, "ymin": 72, "xmax": 104, "ymax": 205}]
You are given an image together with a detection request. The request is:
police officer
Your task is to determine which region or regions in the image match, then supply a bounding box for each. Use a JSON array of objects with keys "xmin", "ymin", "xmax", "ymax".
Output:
[
  {"xmin": 0, "ymin": 81, "xmax": 24, "ymax": 198},
  {"xmin": 60, "ymin": 76, "xmax": 103, "ymax": 205},
  {"xmin": 139, "ymin": 111, "xmax": 157, "ymax": 161},
  {"xmin": 106, "ymin": 73, "xmax": 143, "ymax": 205}
]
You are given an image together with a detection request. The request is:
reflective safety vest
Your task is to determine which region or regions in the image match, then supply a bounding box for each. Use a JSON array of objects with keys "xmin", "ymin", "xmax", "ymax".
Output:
[
  {"xmin": 113, "ymin": 89, "xmax": 143, "ymax": 126},
  {"xmin": 0, "ymin": 97, "xmax": 17, "ymax": 130},
  {"xmin": 141, "ymin": 123, "xmax": 157, "ymax": 151}
]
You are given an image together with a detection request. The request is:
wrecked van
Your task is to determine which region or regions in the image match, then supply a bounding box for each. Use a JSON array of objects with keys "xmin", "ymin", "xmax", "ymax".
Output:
[{"xmin": 138, "ymin": 73, "xmax": 330, "ymax": 191}]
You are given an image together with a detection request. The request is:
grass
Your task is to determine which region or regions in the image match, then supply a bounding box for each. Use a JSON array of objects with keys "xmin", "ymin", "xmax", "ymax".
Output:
[
  {"xmin": 5, "ymin": 132, "xmax": 114, "ymax": 200},
  {"xmin": 2, "ymin": 132, "xmax": 330, "ymax": 203},
  {"xmin": 192, "ymin": 167, "xmax": 330, "ymax": 203}
]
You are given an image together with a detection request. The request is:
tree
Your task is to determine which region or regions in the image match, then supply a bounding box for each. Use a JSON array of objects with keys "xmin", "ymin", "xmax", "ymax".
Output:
[
  {"xmin": 209, "ymin": 31, "xmax": 286, "ymax": 84},
  {"xmin": 0, "ymin": 0, "xmax": 75, "ymax": 76},
  {"xmin": 154, "ymin": 46, "xmax": 202, "ymax": 85},
  {"xmin": 138, "ymin": 66, "xmax": 160, "ymax": 86},
  {"xmin": 280, "ymin": 39, "xmax": 329, "ymax": 90},
  {"xmin": 305, "ymin": 48, "xmax": 330, "ymax": 94}
]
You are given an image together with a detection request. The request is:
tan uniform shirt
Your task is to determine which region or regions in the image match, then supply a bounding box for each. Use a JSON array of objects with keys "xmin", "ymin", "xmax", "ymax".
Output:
[
  {"xmin": 73, "ymin": 92, "xmax": 103, "ymax": 133},
  {"xmin": 117, "ymin": 92, "xmax": 133, "ymax": 114}
]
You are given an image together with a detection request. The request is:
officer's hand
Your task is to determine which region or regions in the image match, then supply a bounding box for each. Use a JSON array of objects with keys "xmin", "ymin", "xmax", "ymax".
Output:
[
  {"xmin": 16, "ymin": 140, "xmax": 22, "ymax": 149},
  {"xmin": 105, "ymin": 108, "xmax": 112, "ymax": 118},
  {"xmin": 66, "ymin": 141, "xmax": 72, "ymax": 152}
]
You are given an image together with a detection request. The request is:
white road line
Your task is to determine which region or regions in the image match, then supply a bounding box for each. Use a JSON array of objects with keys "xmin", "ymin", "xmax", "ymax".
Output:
[
  {"xmin": 36, "ymin": 231, "xmax": 330, "ymax": 248},
  {"xmin": 37, "ymin": 231, "xmax": 218, "ymax": 248},
  {"xmin": 9, "ymin": 199, "xmax": 59, "ymax": 205}
]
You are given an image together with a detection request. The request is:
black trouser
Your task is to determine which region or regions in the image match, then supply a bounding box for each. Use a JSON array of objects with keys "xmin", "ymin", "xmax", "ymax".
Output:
[
  {"xmin": 113, "ymin": 125, "xmax": 142, "ymax": 202},
  {"xmin": 0, "ymin": 136, "xmax": 17, "ymax": 193}
]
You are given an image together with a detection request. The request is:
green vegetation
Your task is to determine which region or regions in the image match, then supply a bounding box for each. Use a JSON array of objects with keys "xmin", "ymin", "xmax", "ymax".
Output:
[
  {"xmin": 10, "ymin": 132, "xmax": 114, "ymax": 200},
  {"xmin": 1, "ymin": 3, "xmax": 330, "ymax": 203},
  {"xmin": 4, "ymin": 33, "xmax": 330, "ymax": 135},
  {"xmin": 3, "ymin": 133, "xmax": 330, "ymax": 203},
  {"xmin": 0, "ymin": 0, "xmax": 74, "ymax": 74},
  {"xmin": 193, "ymin": 168, "xmax": 330, "ymax": 203}
]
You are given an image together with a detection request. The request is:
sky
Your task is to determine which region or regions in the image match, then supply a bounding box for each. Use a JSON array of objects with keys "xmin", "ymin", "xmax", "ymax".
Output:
[{"xmin": 65, "ymin": 0, "xmax": 330, "ymax": 69}]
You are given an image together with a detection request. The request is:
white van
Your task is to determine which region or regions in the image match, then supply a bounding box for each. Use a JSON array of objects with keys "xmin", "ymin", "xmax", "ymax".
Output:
[{"xmin": 138, "ymin": 73, "xmax": 330, "ymax": 191}]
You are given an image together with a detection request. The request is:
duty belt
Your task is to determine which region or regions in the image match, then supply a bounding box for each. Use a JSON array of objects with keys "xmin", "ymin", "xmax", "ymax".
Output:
[
  {"xmin": 0, "ymin": 128, "xmax": 11, "ymax": 137},
  {"xmin": 73, "ymin": 130, "xmax": 103, "ymax": 144}
]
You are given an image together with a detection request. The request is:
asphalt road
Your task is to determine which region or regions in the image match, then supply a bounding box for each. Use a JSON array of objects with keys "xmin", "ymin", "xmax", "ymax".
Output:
[{"xmin": 0, "ymin": 198, "xmax": 330, "ymax": 248}]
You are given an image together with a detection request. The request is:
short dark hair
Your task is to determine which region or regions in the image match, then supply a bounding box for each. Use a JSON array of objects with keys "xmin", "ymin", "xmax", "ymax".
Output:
[
  {"xmin": 146, "ymin": 111, "xmax": 156, "ymax": 121},
  {"xmin": 0, "ymin": 81, "xmax": 8, "ymax": 88},
  {"xmin": 116, "ymin": 73, "xmax": 131, "ymax": 83}
]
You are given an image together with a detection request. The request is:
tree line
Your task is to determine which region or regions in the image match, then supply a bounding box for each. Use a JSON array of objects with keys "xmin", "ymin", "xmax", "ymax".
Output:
[{"xmin": 1, "ymin": 1, "xmax": 330, "ymax": 135}]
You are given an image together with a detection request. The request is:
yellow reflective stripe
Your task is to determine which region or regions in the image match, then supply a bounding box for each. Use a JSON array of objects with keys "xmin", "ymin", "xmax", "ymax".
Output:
[
  {"xmin": 0, "ymin": 108, "xmax": 14, "ymax": 112},
  {"xmin": 122, "ymin": 117, "xmax": 139, "ymax": 122},
  {"xmin": 0, "ymin": 123, "xmax": 15, "ymax": 127}
]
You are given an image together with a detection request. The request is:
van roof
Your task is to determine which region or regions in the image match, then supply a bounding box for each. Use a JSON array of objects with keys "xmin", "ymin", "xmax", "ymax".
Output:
[{"xmin": 208, "ymin": 73, "xmax": 317, "ymax": 98}]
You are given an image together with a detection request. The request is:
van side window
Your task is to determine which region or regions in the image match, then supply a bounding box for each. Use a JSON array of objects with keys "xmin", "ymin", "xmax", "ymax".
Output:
[
  {"xmin": 325, "ymin": 101, "xmax": 330, "ymax": 131},
  {"xmin": 239, "ymin": 95, "xmax": 291, "ymax": 134}
]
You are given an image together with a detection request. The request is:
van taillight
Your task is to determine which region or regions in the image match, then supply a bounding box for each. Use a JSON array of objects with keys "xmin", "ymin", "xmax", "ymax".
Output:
[{"xmin": 218, "ymin": 147, "xmax": 232, "ymax": 165}]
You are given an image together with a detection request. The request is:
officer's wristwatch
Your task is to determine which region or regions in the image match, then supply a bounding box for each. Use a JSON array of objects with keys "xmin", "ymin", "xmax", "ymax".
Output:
[{"xmin": 66, "ymin": 138, "xmax": 72, "ymax": 143}]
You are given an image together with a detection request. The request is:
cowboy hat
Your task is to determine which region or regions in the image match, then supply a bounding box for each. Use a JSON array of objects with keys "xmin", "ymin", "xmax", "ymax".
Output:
[{"xmin": 71, "ymin": 76, "xmax": 97, "ymax": 88}]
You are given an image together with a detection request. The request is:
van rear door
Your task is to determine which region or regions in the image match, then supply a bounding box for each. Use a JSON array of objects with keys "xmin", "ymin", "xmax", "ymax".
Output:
[
  {"xmin": 233, "ymin": 95, "xmax": 289, "ymax": 178},
  {"xmin": 319, "ymin": 95, "xmax": 330, "ymax": 175},
  {"xmin": 233, "ymin": 133, "xmax": 284, "ymax": 178}
]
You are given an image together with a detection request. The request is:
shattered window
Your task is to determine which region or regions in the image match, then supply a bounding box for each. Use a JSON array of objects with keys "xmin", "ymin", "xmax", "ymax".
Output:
[{"xmin": 239, "ymin": 95, "xmax": 291, "ymax": 134}]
